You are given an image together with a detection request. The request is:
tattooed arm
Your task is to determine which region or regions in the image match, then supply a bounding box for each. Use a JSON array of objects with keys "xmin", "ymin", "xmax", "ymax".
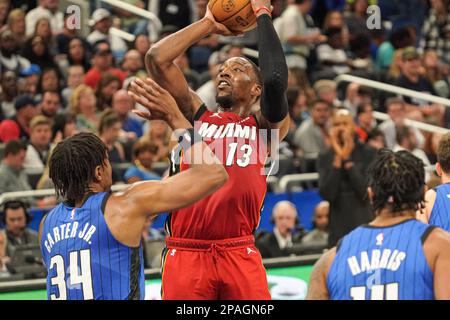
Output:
[{"xmin": 306, "ymin": 247, "xmax": 336, "ymax": 300}]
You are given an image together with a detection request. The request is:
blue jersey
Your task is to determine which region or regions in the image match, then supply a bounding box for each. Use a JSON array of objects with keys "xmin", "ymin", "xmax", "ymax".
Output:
[
  {"xmin": 41, "ymin": 192, "xmax": 145, "ymax": 300},
  {"xmin": 429, "ymin": 184, "xmax": 450, "ymax": 232},
  {"xmin": 327, "ymin": 219, "xmax": 435, "ymax": 300}
]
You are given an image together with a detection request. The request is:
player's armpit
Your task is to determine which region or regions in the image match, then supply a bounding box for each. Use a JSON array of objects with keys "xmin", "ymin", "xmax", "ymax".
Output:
[
  {"xmin": 306, "ymin": 247, "xmax": 336, "ymax": 300},
  {"xmin": 254, "ymin": 110, "xmax": 290, "ymax": 142},
  {"xmin": 429, "ymin": 229, "xmax": 450, "ymax": 299}
]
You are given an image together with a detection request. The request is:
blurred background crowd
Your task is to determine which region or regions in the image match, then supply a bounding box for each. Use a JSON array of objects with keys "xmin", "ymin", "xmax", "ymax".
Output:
[{"xmin": 0, "ymin": 0, "xmax": 448, "ymax": 280}]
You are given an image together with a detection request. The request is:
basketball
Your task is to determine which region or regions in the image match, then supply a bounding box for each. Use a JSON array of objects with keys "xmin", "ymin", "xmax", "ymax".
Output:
[{"xmin": 208, "ymin": 0, "xmax": 257, "ymax": 33}]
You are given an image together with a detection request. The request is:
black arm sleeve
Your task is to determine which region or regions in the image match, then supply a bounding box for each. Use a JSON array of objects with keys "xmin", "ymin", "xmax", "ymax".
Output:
[{"xmin": 256, "ymin": 14, "xmax": 289, "ymax": 123}]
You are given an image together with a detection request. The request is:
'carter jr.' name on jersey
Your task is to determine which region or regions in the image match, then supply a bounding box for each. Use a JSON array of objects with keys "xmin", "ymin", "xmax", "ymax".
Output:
[
  {"xmin": 347, "ymin": 249, "xmax": 406, "ymax": 276},
  {"xmin": 43, "ymin": 222, "xmax": 97, "ymax": 254}
]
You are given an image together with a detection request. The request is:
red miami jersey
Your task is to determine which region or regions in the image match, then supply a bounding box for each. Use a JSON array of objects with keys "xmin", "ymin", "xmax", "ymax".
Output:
[{"xmin": 166, "ymin": 105, "xmax": 268, "ymax": 240}]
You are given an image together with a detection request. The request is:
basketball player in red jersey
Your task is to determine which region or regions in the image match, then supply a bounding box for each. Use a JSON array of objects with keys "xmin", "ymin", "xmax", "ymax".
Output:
[{"xmin": 140, "ymin": 0, "xmax": 289, "ymax": 300}]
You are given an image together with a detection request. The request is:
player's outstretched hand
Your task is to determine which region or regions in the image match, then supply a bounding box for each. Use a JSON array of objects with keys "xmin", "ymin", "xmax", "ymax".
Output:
[
  {"xmin": 204, "ymin": 5, "xmax": 242, "ymax": 36},
  {"xmin": 128, "ymin": 78, "xmax": 191, "ymax": 130}
]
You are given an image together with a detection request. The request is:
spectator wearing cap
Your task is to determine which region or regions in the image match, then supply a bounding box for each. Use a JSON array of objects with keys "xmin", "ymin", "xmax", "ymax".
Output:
[
  {"xmin": 25, "ymin": 0, "xmax": 63, "ymax": 36},
  {"xmin": 196, "ymin": 51, "xmax": 226, "ymax": 110},
  {"xmin": 396, "ymin": 46, "xmax": 444, "ymax": 122},
  {"xmin": 87, "ymin": 8, "xmax": 128, "ymax": 61},
  {"xmin": 19, "ymin": 64, "xmax": 41, "ymax": 96},
  {"xmin": 84, "ymin": 41, "xmax": 126, "ymax": 90},
  {"xmin": 0, "ymin": 28, "xmax": 31, "ymax": 74},
  {"xmin": 23, "ymin": 115, "xmax": 52, "ymax": 170},
  {"xmin": 0, "ymin": 71, "xmax": 19, "ymax": 119},
  {"xmin": 0, "ymin": 95, "xmax": 37, "ymax": 143},
  {"xmin": 0, "ymin": 139, "xmax": 31, "ymax": 195},
  {"xmin": 396, "ymin": 47, "xmax": 436, "ymax": 105}
]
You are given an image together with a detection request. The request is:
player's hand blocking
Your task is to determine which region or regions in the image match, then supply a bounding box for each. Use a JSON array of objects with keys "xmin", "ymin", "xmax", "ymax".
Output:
[{"xmin": 128, "ymin": 78, "xmax": 191, "ymax": 130}]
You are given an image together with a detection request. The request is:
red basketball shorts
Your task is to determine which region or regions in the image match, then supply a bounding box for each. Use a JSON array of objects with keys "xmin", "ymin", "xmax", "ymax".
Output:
[{"xmin": 161, "ymin": 235, "xmax": 271, "ymax": 300}]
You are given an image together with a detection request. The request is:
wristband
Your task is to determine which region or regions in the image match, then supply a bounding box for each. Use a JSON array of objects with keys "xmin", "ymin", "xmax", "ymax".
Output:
[{"xmin": 254, "ymin": 6, "xmax": 271, "ymax": 18}]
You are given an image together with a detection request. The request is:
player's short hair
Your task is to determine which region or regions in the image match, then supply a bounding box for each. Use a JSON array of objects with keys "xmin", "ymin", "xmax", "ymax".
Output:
[
  {"xmin": 368, "ymin": 149, "xmax": 425, "ymax": 214},
  {"xmin": 49, "ymin": 132, "xmax": 108, "ymax": 206},
  {"xmin": 4, "ymin": 139, "xmax": 27, "ymax": 157},
  {"xmin": 242, "ymin": 57, "xmax": 262, "ymax": 85},
  {"xmin": 437, "ymin": 132, "xmax": 450, "ymax": 173}
]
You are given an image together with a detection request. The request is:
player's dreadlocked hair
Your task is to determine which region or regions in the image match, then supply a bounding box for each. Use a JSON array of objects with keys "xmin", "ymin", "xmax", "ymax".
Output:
[
  {"xmin": 49, "ymin": 132, "xmax": 108, "ymax": 206},
  {"xmin": 368, "ymin": 149, "xmax": 425, "ymax": 215}
]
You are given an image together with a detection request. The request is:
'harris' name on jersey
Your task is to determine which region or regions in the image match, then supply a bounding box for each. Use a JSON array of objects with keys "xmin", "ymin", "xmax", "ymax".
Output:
[
  {"xmin": 44, "ymin": 222, "xmax": 97, "ymax": 254},
  {"xmin": 347, "ymin": 249, "xmax": 407, "ymax": 276}
]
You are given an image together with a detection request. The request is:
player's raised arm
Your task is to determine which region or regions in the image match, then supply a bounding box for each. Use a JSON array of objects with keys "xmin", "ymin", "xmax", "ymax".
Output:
[
  {"xmin": 146, "ymin": 9, "xmax": 236, "ymax": 120},
  {"xmin": 251, "ymin": 0, "xmax": 290, "ymax": 141},
  {"xmin": 111, "ymin": 78, "xmax": 228, "ymax": 228}
]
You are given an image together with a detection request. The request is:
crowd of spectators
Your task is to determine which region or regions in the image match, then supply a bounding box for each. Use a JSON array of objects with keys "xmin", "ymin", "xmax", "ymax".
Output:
[{"xmin": 1, "ymin": 0, "xmax": 450, "ymax": 271}]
